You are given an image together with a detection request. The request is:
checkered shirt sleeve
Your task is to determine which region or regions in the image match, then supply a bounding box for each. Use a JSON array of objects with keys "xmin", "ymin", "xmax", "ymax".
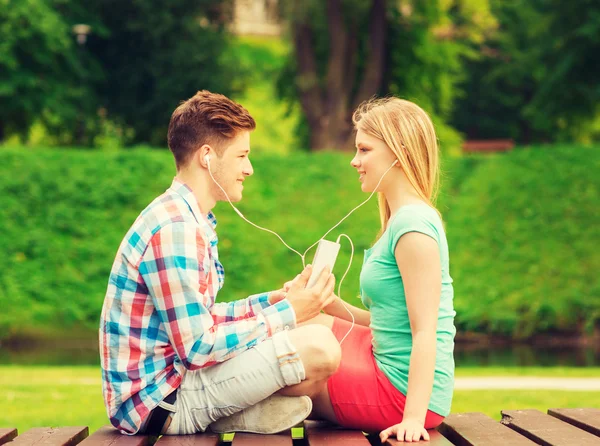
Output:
[{"xmin": 139, "ymin": 221, "xmax": 296, "ymax": 369}]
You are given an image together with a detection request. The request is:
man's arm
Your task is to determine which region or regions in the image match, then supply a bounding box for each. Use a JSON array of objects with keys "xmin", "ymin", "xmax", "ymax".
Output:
[
  {"xmin": 138, "ymin": 222, "xmax": 296, "ymax": 370},
  {"xmin": 210, "ymin": 292, "xmax": 274, "ymax": 324}
]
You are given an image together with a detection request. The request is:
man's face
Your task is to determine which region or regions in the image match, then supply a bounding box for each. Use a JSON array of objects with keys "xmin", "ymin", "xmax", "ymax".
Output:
[{"xmin": 211, "ymin": 131, "xmax": 253, "ymax": 203}]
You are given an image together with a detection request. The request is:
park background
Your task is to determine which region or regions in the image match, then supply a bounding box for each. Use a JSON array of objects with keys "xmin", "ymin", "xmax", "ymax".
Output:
[{"xmin": 1, "ymin": 0, "xmax": 599, "ymax": 434}]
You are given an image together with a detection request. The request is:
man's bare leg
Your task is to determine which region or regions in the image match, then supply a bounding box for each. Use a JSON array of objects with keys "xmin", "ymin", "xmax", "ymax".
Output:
[
  {"xmin": 277, "ymin": 323, "xmax": 340, "ymax": 398},
  {"xmin": 278, "ymin": 314, "xmax": 340, "ymax": 422}
]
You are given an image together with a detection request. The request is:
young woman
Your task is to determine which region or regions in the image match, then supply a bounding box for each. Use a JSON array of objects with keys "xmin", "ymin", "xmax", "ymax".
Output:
[{"xmin": 297, "ymin": 97, "xmax": 456, "ymax": 443}]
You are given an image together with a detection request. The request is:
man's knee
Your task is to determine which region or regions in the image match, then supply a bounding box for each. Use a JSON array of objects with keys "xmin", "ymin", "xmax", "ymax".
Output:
[{"xmin": 291, "ymin": 325, "xmax": 341, "ymax": 380}]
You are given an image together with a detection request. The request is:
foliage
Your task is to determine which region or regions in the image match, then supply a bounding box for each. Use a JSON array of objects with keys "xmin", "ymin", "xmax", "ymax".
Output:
[
  {"xmin": 451, "ymin": 0, "xmax": 600, "ymax": 143},
  {"xmin": 82, "ymin": 0, "xmax": 237, "ymax": 146},
  {"xmin": 0, "ymin": 0, "xmax": 98, "ymax": 142},
  {"xmin": 225, "ymin": 36, "xmax": 302, "ymax": 155},
  {"xmin": 0, "ymin": 0, "xmax": 238, "ymax": 147},
  {"xmin": 276, "ymin": 0, "xmax": 495, "ymax": 152},
  {"xmin": 445, "ymin": 145, "xmax": 600, "ymax": 338},
  {"xmin": 0, "ymin": 145, "xmax": 598, "ymax": 341}
]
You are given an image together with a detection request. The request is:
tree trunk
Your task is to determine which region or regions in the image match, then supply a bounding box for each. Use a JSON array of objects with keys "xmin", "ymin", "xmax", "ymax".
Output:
[
  {"xmin": 310, "ymin": 118, "xmax": 355, "ymax": 151},
  {"xmin": 293, "ymin": 0, "xmax": 387, "ymax": 151}
]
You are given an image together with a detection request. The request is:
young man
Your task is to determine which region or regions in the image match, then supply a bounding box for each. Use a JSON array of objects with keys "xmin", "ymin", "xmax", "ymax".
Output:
[{"xmin": 100, "ymin": 91, "xmax": 341, "ymax": 436}]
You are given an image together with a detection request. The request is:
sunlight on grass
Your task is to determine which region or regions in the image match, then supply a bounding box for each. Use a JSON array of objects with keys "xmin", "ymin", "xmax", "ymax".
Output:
[
  {"xmin": 455, "ymin": 367, "xmax": 600, "ymax": 377},
  {"xmin": 1, "ymin": 366, "xmax": 599, "ymax": 433},
  {"xmin": 228, "ymin": 35, "xmax": 302, "ymax": 155},
  {"xmin": 452, "ymin": 390, "xmax": 600, "ymax": 420}
]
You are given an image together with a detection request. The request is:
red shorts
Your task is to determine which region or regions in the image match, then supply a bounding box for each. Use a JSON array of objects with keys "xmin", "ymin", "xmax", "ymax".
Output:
[{"xmin": 326, "ymin": 317, "xmax": 445, "ymax": 432}]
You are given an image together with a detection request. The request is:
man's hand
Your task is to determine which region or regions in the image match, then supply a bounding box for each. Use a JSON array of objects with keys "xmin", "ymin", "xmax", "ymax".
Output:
[
  {"xmin": 380, "ymin": 419, "xmax": 430, "ymax": 443},
  {"xmin": 284, "ymin": 265, "xmax": 336, "ymax": 323}
]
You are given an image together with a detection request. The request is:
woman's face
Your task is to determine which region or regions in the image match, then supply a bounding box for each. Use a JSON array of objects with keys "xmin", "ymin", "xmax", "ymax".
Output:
[{"xmin": 351, "ymin": 128, "xmax": 398, "ymax": 193}]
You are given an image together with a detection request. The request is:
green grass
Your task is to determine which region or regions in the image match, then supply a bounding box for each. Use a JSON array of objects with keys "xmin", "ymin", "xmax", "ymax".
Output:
[
  {"xmin": 452, "ymin": 390, "xmax": 600, "ymax": 420},
  {"xmin": 0, "ymin": 367, "xmax": 105, "ymax": 433},
  {"xmin": 1, "ymin": 366, "xmax": 598, "ymax": 433},
  {"xmin": 455, "ymin": 367, "xmax": 600, "ymax": 377}
]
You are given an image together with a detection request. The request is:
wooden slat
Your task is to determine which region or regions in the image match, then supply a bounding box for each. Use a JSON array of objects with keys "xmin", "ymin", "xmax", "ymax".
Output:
[
  {"xmin": 155, "ymin": 432, "xmax": 220, "ymax": 446},
  {"xmin": 0, "ymin": 429, "xmax": 18, "ymax": 445},
  {"xmin": 548, "ymin": 408, "xmax": 600, "ymax": 437},
  {"xmin": 305, "ymin": 421, "xmax": 369, "ymax": 446},
  {"xmin": 439, "ymin": 412, "xmax": 536, "ymax": 446},
  {"xmin": 232, "ymin": 432, "xmax": 292, "ymax": 445},
  {"xmin": 10, "ymin": 427, "xmax": 89, "ymax": 446},
  {"xmin": 79, "ymin": 426, "xmax": 151, "ymax": 446},
  {"xmin": 502, "ymin": 409, "xmax": 600, "ymax": 446},
  {"xmin": 384, "ymin": 429, "xmax": 455, "ymax": 445}
]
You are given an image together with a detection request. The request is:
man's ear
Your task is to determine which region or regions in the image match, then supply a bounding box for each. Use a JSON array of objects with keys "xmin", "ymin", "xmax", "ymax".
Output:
[{"xmin": 198, "ymin": 145, "xmax": 212, "ymax": 168}]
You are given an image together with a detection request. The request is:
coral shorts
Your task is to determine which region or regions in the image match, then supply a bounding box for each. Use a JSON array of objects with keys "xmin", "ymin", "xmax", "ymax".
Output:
[{"xmin": 326, "ymin": 317, "xmax": 445, "ymax": 432}]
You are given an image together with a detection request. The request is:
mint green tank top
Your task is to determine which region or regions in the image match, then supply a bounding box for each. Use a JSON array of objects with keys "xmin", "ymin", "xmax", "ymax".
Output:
[{"xmin": 360, "ymin": 204, "xmax": 456, "ymax": 416}]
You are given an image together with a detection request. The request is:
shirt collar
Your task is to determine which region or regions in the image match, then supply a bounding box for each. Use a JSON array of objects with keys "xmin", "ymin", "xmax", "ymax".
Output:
[{"xmin": 169, "ymin": 177, "xmax": 218, "ymax": 246}]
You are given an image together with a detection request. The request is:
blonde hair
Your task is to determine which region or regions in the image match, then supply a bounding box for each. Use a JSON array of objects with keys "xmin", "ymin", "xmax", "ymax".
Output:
[{"xmin": 352, "ymin": 97, "xmax": 441, "ymax": 238}]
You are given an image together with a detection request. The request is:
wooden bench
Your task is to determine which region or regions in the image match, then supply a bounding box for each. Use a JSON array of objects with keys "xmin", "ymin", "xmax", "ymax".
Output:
[
  {"xmin": 2, "ymin": 408, "xmax": 599, "ymax": 445},
  {"xmin": 462, "ymin": 139, "xmax": 515, "ymax": 153}
]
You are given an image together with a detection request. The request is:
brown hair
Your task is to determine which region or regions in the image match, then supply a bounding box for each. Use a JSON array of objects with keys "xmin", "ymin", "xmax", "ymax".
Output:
[{"xmin": 167, "ymin": 90, "xmax": 256, "ymax": 169}]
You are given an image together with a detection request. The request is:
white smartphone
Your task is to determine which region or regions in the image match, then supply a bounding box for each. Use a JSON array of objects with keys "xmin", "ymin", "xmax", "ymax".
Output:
[{"xmin": 306, "ymin": 239, "xmax": 340, "ymax": 288}]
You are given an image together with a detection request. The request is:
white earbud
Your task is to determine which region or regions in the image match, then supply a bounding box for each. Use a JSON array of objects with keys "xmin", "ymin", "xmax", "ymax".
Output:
[
  {"xmin": 205, "ymin": 154, "xmax": 210, "ymax": 163},
  {"xmin": 392, "ymin": 159, "xmax": 399, "ymax": 167}
]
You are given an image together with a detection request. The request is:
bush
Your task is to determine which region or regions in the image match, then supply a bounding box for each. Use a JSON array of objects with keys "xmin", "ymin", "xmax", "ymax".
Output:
[
  {"xmin": 445, "ymin": 145, "xmax": 600, "ymax": 338},
  {"xmin": 0, "ymin": 145, "xmax": 598, "ymax": 340}
]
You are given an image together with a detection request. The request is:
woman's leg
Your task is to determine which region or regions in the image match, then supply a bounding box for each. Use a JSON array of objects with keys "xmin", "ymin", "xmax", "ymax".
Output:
[
  {"xmin": 296, "ymin": 313, "xmax": 339, "ymax": 421},
  {"xmin": 309, "ymin": 381, "xmax": 338, "ymax": 423},
  {"xmin": 298, "ymin": 312, "xmax": 335, "ymax": 329}
]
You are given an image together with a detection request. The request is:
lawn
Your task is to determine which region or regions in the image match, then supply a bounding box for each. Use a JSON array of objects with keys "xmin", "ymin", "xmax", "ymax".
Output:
[{"xmin": 1, "ymin": 366, "xmax": 598, "ymax": 433}]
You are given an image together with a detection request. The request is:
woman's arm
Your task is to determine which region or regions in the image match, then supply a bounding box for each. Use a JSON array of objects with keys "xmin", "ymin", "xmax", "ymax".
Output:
[
  {"xmin": 323, "ymin": 295, "xmax": 371, "ymax": 326},
  {"xmin": 283, "ymin": 275, "xmax": 370, "ymax": 326},
  {"xmin": 380, "ymin": 231, "xmax": 441, "ymax": 443}
]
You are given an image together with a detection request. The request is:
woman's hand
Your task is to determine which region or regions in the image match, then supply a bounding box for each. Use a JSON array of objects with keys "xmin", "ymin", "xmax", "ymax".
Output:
[
  {"xmin": 283, "ymin": 276, "xmax": 339, "ymax": 315},
  {"xmin": 267, "ymin": 289, "xmax": 287, "ymax": 305},
  {"xmin": 380, "ymin": 418, "xmax": 430, "ymax": 443}
]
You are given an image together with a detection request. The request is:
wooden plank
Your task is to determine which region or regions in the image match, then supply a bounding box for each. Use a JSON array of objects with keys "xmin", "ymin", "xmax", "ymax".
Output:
[
  {"xmin": 79, "ymin": 427, "xmax": 151, "ymax": 446},
  {"xmin": 0, "ymin": 429, "xmax": 18, "ymax": 446},
  {"xmin": 10, "ymin": 427, "xmax": 89, "ymax": 446},
  {"xmin": 232, "ymin": 432, "xmax": 292, "ymax": 445},
  {"xmin": 502, "ymin": 409, "xmax": 600, "ymax": 446},
  {"xmin": 305, "ymin": 421, "xmax": 369, "ymax": 446},
  {"xmin": 155, "ymin": 432, "xmax": 220, "ymax": 446},
  {"xmin": 439, "ymin": 412, "xmax": 536, "ymax": 446},
  {"xmin": 548, "ymin": 408, "xmax": 600, "ymax": 437},
  {"xmin": 383, "ymin": 429, "xmax": 455, "ymax": 445}
]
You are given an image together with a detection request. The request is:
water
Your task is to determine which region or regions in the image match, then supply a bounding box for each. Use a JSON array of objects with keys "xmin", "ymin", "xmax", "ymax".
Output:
[
  {"xmin": 1, "ymin": 340, "xmax": 598, "ymax": 367},
  {"xmin": 454, "ymin": 344, "xmax": 600, "ymax": 367}
]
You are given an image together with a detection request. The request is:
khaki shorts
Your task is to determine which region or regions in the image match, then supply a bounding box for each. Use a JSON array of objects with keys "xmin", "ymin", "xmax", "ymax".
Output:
[{"xmin": 155, "ymin": 329, "xmax": 305, "ymax": 435}]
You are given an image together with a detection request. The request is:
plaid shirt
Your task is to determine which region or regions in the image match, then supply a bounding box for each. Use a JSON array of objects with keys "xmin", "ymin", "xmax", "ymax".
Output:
[{"xmin": 100, "ymin": 178, "xmax": 296, "ymax": 434}]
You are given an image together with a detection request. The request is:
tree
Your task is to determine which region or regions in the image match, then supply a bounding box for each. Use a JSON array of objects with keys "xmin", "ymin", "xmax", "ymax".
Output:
[
  {"xmin": 84, "ymin": 0, "xmax": 238, "ymax": 146},
  {"xmin": 451, "ymin": 0, "xmax": 600, "ymax": 144},
  {"xmin": 530, "ymin": 0, "xmax": 600, "ymax": 140},
  {"xmin": 277, "ymin": 0, "xmax": 495, "ymax": 151},
  {"xmin": 0, "ymin": 0, "xmax": 96, "ymax": 143}
]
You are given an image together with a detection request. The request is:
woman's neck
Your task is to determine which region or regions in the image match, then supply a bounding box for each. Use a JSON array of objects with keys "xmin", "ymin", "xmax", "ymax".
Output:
[{"xmin": 383, "ymin": 175, "xmax": 427, "ymax": 215}]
